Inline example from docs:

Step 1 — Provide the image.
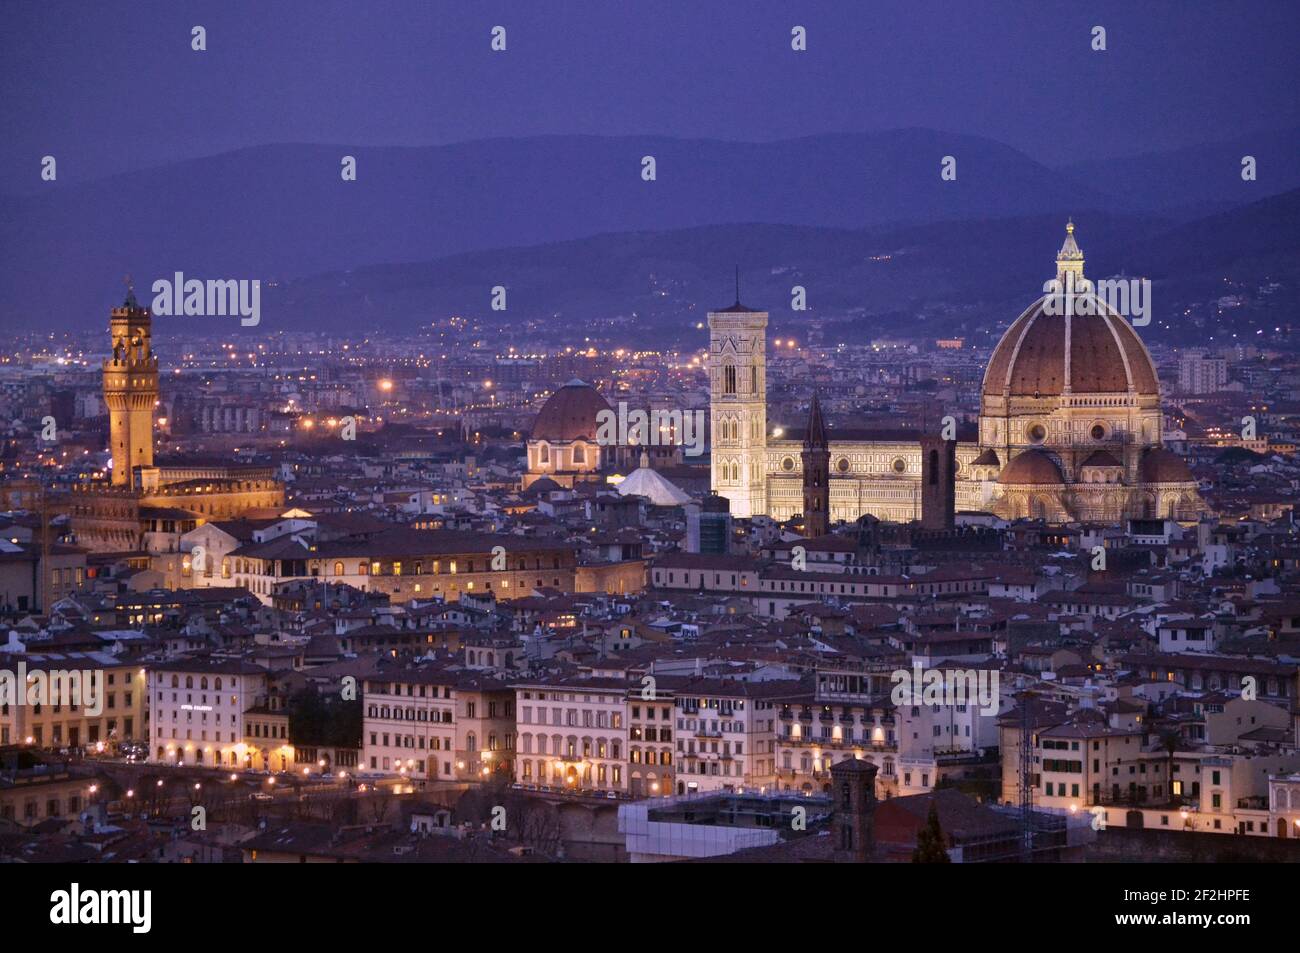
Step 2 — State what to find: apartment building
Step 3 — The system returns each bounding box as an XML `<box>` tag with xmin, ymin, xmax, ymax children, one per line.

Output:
<box><xmin>661</xmin><ymin>677</ymin><xmax>791</xmax><ymax>795</ymax></box>
<box><xmin>894</xmin><ymin>685</ymin><xmax>1006</xmax><ymax>796</ymax></box>
<box><xmin>1178</xmin><ymin>351</ymin><xmax>1228</xmax><ymax>395</ymax></box>
<box><xmin>513</xmin><ymin>677</ymin><xmax>630</xmax><ymax>794</ymax></box>
<box><xmin>361</xmin><ymin>664</ymin><xmax>515</xmax><ymax>783</ymax></box>
<box><xmin>243</xmin><ymin>698</ymin><xmax>292</xmax><ymax>773</ymax></box>
<box><xmin>1034</xmin><ymin>721</ymin><xmax>1146</xmax><ymax>810</ymax></box>
<box><xmin>628</xmin><ymin>687</ymin><xmax>675</xmax><ymax>798</ymax></box>
<box><xmin>773</xmin><ymin>690</ymin><xmax>899</xmax><ymax>795</ymax></box>
<box><xmin>1</xmin><ymin>653</ymin><xmax>146</xmax><ymax>751</ymax></box>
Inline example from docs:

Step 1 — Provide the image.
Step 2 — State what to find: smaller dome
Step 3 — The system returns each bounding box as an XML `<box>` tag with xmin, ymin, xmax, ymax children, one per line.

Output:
<box><xmin>998</xmin><ymin>450</ymin><xmax>1064</xmax><ymax>485</ymax></box>
<box><xmin>971</xmin><ymin>449</ymin><xmax>1001</xmax><ymax>467</ymax></box>
<box><xmin>617</xmin><ymin>467</ymin><xmax>692</xmax><ymax>507</ymax></box>
<box><xmin>1139</xmin><ymin>448</ymin><xmax>1194</xmax><ymax>484</ymax></box>
<box><xmin>1081</xmin><ymin>449</ymin><xmax>1123</xmax><ymax>469</ymax></box>
<box><xmin>522</xmin><ymin>476</ymin><xmax>563</xmax><ymax>497</ymax></box>
<box><xmin>530</xmin><ymin>380</ymin><xmax>611</xmax><ymax>442</ymax></box>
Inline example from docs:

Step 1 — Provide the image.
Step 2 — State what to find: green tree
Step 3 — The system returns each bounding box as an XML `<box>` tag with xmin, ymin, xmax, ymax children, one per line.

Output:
<box><xmin>912</xmin><ymin>801</ymin><xmax>952</xmax><ymax>863</ymax></box>
<box><xmin>287</xmin><ymin>687</ymin><xmax>362</xmax><ymax>748</ymax></box>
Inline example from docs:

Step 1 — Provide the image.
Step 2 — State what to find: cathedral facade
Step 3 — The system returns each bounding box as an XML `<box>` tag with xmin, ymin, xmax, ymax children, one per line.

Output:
<box><xmin>708</xmin><ymin>224</ymin><xmax>1203</xmax><ymax>525</ymax></box>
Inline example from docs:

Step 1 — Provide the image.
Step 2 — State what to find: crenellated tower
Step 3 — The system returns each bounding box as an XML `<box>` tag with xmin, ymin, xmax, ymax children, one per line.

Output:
<box><xmin>102</xmin><ymin>285</ymin><xmax>158</xmax><ymax>486</ymax></box>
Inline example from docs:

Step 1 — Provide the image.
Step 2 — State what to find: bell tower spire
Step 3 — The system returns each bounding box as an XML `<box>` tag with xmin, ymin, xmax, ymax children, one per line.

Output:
<box><xmin>801</xmin><ymin>393</ymin><xmax>830</xmax><ymax>537</ymax></box>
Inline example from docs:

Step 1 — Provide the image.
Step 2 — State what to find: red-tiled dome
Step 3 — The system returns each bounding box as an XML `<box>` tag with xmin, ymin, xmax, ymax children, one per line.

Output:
<box><xmin>1081</xmin><ymin>449</ymin><xmax>1123</xmax><ymax>468</ymax></box>
<box><xmin>530</xmin><ymin>380</ymin><xmax>611</xmax><ymax>442</ymax></box>
<box><xmin>998</xmin><ymin>450</ymin><xmax>1064</xmax><ymax>485</ymax></box>
<box><xmin>1139</xmin><ymin>447</ymin><xmax>1195</xmax><ymax>483</ymax></box>
<box><xmin>982</xmin><ymin>223</ymin><xmax>1160</xmax><ymax>400</ymax></box>
<box><xmin>982</xmin><ymin>304</ymin><xmax>1159</xmax><ymax>398</ymax></box>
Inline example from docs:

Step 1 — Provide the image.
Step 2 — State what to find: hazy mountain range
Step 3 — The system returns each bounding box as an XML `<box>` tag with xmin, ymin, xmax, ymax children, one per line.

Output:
<box><xmin>265</xmin><ymin>190</ymin><xmax>1300</xmax><ymax>347</ymax></box>
<box><xmin>1</xmin><ymin>127</ymin><xmax>1296</xmax><ymax>333</ymax></box>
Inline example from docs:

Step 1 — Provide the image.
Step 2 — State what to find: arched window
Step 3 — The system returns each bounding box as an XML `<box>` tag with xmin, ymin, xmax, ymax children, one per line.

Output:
<box><xmin>538</xmin><ymin>443</ymin><xmax>550</xmax><ymax>464</ymax></box>
<box><xmin>723</xmin><ymin>364</ymin><xmax>736</xmax><ymax>395</ymax></box>
<box><xmin>334</xmin><ymin>561</ymin><xmax>344</xmax><ymax>576</ymax></box>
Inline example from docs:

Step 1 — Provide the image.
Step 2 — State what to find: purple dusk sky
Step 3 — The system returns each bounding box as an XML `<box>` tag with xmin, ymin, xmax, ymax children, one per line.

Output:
<box><xmin>1</xmin><ymin>0</ymin><xmax>1297</xmax><ymax>187</ymax></box>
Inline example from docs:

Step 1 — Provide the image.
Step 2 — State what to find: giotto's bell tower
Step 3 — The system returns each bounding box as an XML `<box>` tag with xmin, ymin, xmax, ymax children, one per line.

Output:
<box><xmin>708</xmin><ymin>293</ymin><xmax>768</xmax><ymax>518</ymax></box>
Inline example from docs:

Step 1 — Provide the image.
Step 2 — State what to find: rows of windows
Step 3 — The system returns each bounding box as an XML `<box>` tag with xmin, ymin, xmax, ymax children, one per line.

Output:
<box><xmin>517</xmin><ymin>734</ymin><xmax>621</xmax><ymax>759</ymax></box>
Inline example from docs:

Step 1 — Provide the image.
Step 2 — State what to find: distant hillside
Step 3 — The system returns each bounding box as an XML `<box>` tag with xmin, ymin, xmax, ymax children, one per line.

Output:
<box><xmin>256</xmin><ymin>191</ymin><xmax>1299</xmax><ymax>345</ymax></box>
<box><xmin>1114</xmin><ymin>186</ymin><xmax>1300</xmax><ymax>283</ymax></box>
<box><xmin>0</xmin><ymin>130</ymin><xmax>1105</xmax><ymax>327</ymax></box>
<box><xmin>1062</xmin><ymin>126</ymin><xmax>1300</xmax><ymax>213</ymax></box>
<box><xmin>4</xmin><ymin>132</ymin><xmax>1295</xmax><ymax>338</ymax></box>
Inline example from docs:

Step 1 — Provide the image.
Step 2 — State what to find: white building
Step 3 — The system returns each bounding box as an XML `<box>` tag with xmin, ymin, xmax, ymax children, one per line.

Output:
<box><xmin>1178</xmin><ymin>351</ymin><xmax>1228</xmax><ymax>395</ymax></box>
<box><xmin>514</xmin><ymin>677</ymin><xmax>631</xmax><ymax>794</ymax></box>
<box><xmin>148</xmin><ymin>659</ymin><xmax>269</xmax><ymax>769</ymax></box>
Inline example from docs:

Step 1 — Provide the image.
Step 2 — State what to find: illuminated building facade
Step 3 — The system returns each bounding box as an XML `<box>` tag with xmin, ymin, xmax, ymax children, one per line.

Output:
<box><xmin>69</xmin><ymin>292</ymin><xmax>285</xmax><ymax>554</ymax></box>
<box><xmin>709</xmin><ymin>224</ymin><xmax>1203</xmax><ymax>525</ymax></box>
